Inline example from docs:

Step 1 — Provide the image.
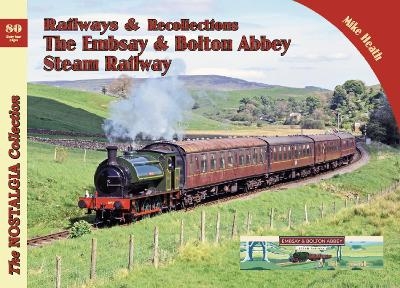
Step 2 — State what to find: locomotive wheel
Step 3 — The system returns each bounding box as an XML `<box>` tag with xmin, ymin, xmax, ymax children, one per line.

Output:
<box><xmin>124</xmin><ymin>213</ymin><xmax>135</xmax><ymax>224</ymax></box>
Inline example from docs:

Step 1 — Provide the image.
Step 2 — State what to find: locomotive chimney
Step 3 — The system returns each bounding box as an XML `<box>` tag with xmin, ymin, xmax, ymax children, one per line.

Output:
<box><xmin>106</xmin><ymin>146</ymin><xmax>118</xmax><ymax>166</ymax></box>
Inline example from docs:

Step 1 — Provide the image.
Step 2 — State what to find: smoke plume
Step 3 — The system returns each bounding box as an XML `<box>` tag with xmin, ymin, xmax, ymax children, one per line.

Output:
<box><xmin>103</xmin><ymin>76</ymin><xmax>194</xmax><ymax>142</ymax></box>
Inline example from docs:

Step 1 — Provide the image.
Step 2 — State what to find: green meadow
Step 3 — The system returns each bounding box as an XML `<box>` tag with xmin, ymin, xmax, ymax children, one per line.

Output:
<box><xmin>27</xmin><ymin>141</ymin><xmax>105</xmax><ymax>237</ymax></box>
<box><xmin>27</xmin><ymin>143</ymin><xmax>400</xmax><ymax>287</ymax></box>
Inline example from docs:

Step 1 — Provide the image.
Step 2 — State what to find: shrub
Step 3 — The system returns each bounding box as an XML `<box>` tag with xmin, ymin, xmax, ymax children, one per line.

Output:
<box><xmin>69</xmin><ymin>220</ymin><xmax>92</xmax><ymax>238</ymax></box>
<box><xmin>301</xmin><ymin>119</ymin><xmax>325</xmax><ymax>129</ymax></box>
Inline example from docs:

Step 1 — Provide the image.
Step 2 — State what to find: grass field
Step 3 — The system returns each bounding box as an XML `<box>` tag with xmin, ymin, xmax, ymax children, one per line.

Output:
<box><xmin>191</xmin><ymin>86</ymin><xmax>325</xmax><ymax>115</ymax></box>
<box><xmin>28</xmin><ymin>84</ymin><xmax>112</xmax><ymax>134</ymax></box>
<box><xmin>27</xmin><ymin>143</ymin><xmax>400</xmax><ymax>287</ymax></box>
<box><xmin>28</xmin><ymin>84</ymin><xmax>113</xmax><ymax>118</ymax></box>
<box><xmin>27</xmin><ymin>141</ymin><xmax>105</xmax><ymax>237</ymax></box>
<box><xmin>185</xmin><ymin>126</ymin><xmax>325</xmax><ymax>136</ymax></box>
<box><xmin>93</xmin><ymin>188</ymin><xmax>400</xmax><ymax>288</ymax></box>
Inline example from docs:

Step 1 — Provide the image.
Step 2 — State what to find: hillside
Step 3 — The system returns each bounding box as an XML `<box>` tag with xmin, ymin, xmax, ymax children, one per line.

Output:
<box><xmin>27</xmin><ymin>83</ymin><xmax>232</xmax><ymax>135</ymax></box>
<box><xmin>28</xmin><ymin>79</ymin><xmax>330</xmax><ymax>136</ymax></box>
<box><xmin>33</xmin><ymin>75</ymin><xmax>285</xmax><ymax>93</ymax></box>
<box><xmin>28</xmin><ymin>84</ymin><xmax>113</xmax><ymax>134</ymax></box>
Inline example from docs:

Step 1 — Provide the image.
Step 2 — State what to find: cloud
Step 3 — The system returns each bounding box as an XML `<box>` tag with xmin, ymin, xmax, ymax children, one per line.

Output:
<box><xmin>141</xmin><ymin>0</ymin><xmax>215</xmax><ymax>14</ymax></box>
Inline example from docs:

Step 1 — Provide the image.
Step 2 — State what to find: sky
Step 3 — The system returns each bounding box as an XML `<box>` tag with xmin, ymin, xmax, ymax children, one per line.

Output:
<box><xmin>28</xmin><ymin>0</ymin><xmax>379</xmax><ymax>89</ymax></box>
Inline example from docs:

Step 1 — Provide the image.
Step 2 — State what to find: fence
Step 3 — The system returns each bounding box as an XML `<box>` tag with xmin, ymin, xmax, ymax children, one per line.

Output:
<box><xmin>29</xmin><ymin>180</ymin><xmax>400</xmax><ymax>288</ymax></box>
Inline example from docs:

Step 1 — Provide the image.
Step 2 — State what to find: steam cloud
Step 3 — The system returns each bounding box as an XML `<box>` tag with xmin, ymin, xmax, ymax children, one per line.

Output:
<box><xmin>103</xmin><ymin>76</ymin><xmax>194</xmax><ymax>142</ymax></box>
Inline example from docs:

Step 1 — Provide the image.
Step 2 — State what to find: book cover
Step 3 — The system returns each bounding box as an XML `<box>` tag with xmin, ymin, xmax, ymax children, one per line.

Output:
<box><xmin>1</xmin><ymin>0</ymin><xmax>399</xmax><ymax>287</ymax></box>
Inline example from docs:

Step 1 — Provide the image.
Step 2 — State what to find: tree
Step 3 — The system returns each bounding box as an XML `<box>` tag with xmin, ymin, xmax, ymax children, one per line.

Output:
<box><xmin>329</xmin><ymin>80</ymin><xmax>380</xmax><ymax>130</ymax></box>
<box><xmin>342</xmin><ymin>80</ymin><xmax>366</xmax><ymax>96</ymax></box>
<box><xmin>287</xmin><ymin>96</ymin><xmax>303</xmax><ymax>113</ymax></box>
<box><xmin>366</xmin><ymin>96</ymin><xmax>400</xmax><ymax>145</ymax></box>
<box><xmin>305</xmin><ymin>95</ymin><xmax>321</xmax><ymax>115</ymax></box>
<box><xmin>107</xmin><ymin>74</ymin><xmax>133</xmax><ymax>98</ymax></box>
<box><xmin>330</xmin><ymin>85</ymin><xmax>347</xmax><ymax>109</ymax></box>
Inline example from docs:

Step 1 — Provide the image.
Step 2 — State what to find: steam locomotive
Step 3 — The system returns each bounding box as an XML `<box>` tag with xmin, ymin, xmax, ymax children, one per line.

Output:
<box><xmin>290</xmin><ymin>251</ymin><xmax>332</xmax><ymax>262</ymax></box>
<box><xmin>78</xmin><ymin>133</ymin><xmax>356</xmax><ymax>224</ymax></box>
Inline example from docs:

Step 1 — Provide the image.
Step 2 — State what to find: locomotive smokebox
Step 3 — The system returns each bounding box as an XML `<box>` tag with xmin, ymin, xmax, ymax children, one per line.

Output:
<box><xmin>106</xmin><ymin>146</ymin><xmax>118</xmax><ymax>166</ymax></box>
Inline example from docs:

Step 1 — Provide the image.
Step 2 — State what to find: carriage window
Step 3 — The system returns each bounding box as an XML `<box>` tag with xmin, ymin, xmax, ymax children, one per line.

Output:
<box><xmin>201</xmin><ymin>154</ymin><xmax>207</xmax><ymax>173</ymax></box>
<box><xmin>259</xmin><ymin>150</ymin><xmax>264</xmax><ymax>163</ymax></box>
<box><xmin>246</xmin><ymin>151</ymin><xmax>251</xmax><ymax>165</ymax></box>
<box><xmin>253</xmin><ymin>148</ymin><xmax>257</xmax><ymax>164</ymax></box>
<box><xmin>307</xmin><ymin>145</ymin><xmax>310</xmax><ymax>156</ymax></box>
<box><xmin>210</xmin><ymin>154</ymin><xmax>216</xmax><ymax>171</ymax></box>
<box><xmin>220</xmin><ymin>153</ymin><xmax>226</xmax><ymax>169</ymax></box>
<box><xmin>273</xmin><ymin>147</ymin><xmax>277</xmax><ymax>162</ymax></box>
<box><xmin>195</xmin><ymin>156</ymin><xmax>200</xmax><ymax>172</ymax></box>
<box><xmin>283</xmin><ymin>146</ymin><xmax>287</xmax><ymax>160</ymax></box>
<box><xmin>189</xmin><ymin>156</ymin><xmax>194</xmax><ymax>175</ymax></box>
<box><xmin>228</xmin><ymin>152</ymin><xmax>234</xmax><ymax>167</ymax></box>
<box><xmin>239</xmin><ymin>155</ymin><xmax>245</xmax><ymax>165</ymax></box>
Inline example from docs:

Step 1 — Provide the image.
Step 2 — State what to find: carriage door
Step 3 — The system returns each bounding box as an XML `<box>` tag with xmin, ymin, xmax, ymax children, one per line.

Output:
<box><xmin>290</xmin><ymin>145</ymin><xmax>295</xmax><ymax>166</ymax></box>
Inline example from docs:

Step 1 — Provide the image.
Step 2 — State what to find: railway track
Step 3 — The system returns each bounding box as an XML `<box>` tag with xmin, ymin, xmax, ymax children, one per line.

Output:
<box><xmin>28</xmin><ymin>144</ymin><xmax>366</xmax><ymax>247</ymax></box>
<box><xmin>27</xmin><ymin>230</ymin><xmax>70</xmax><ymax>247</ymax></box>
